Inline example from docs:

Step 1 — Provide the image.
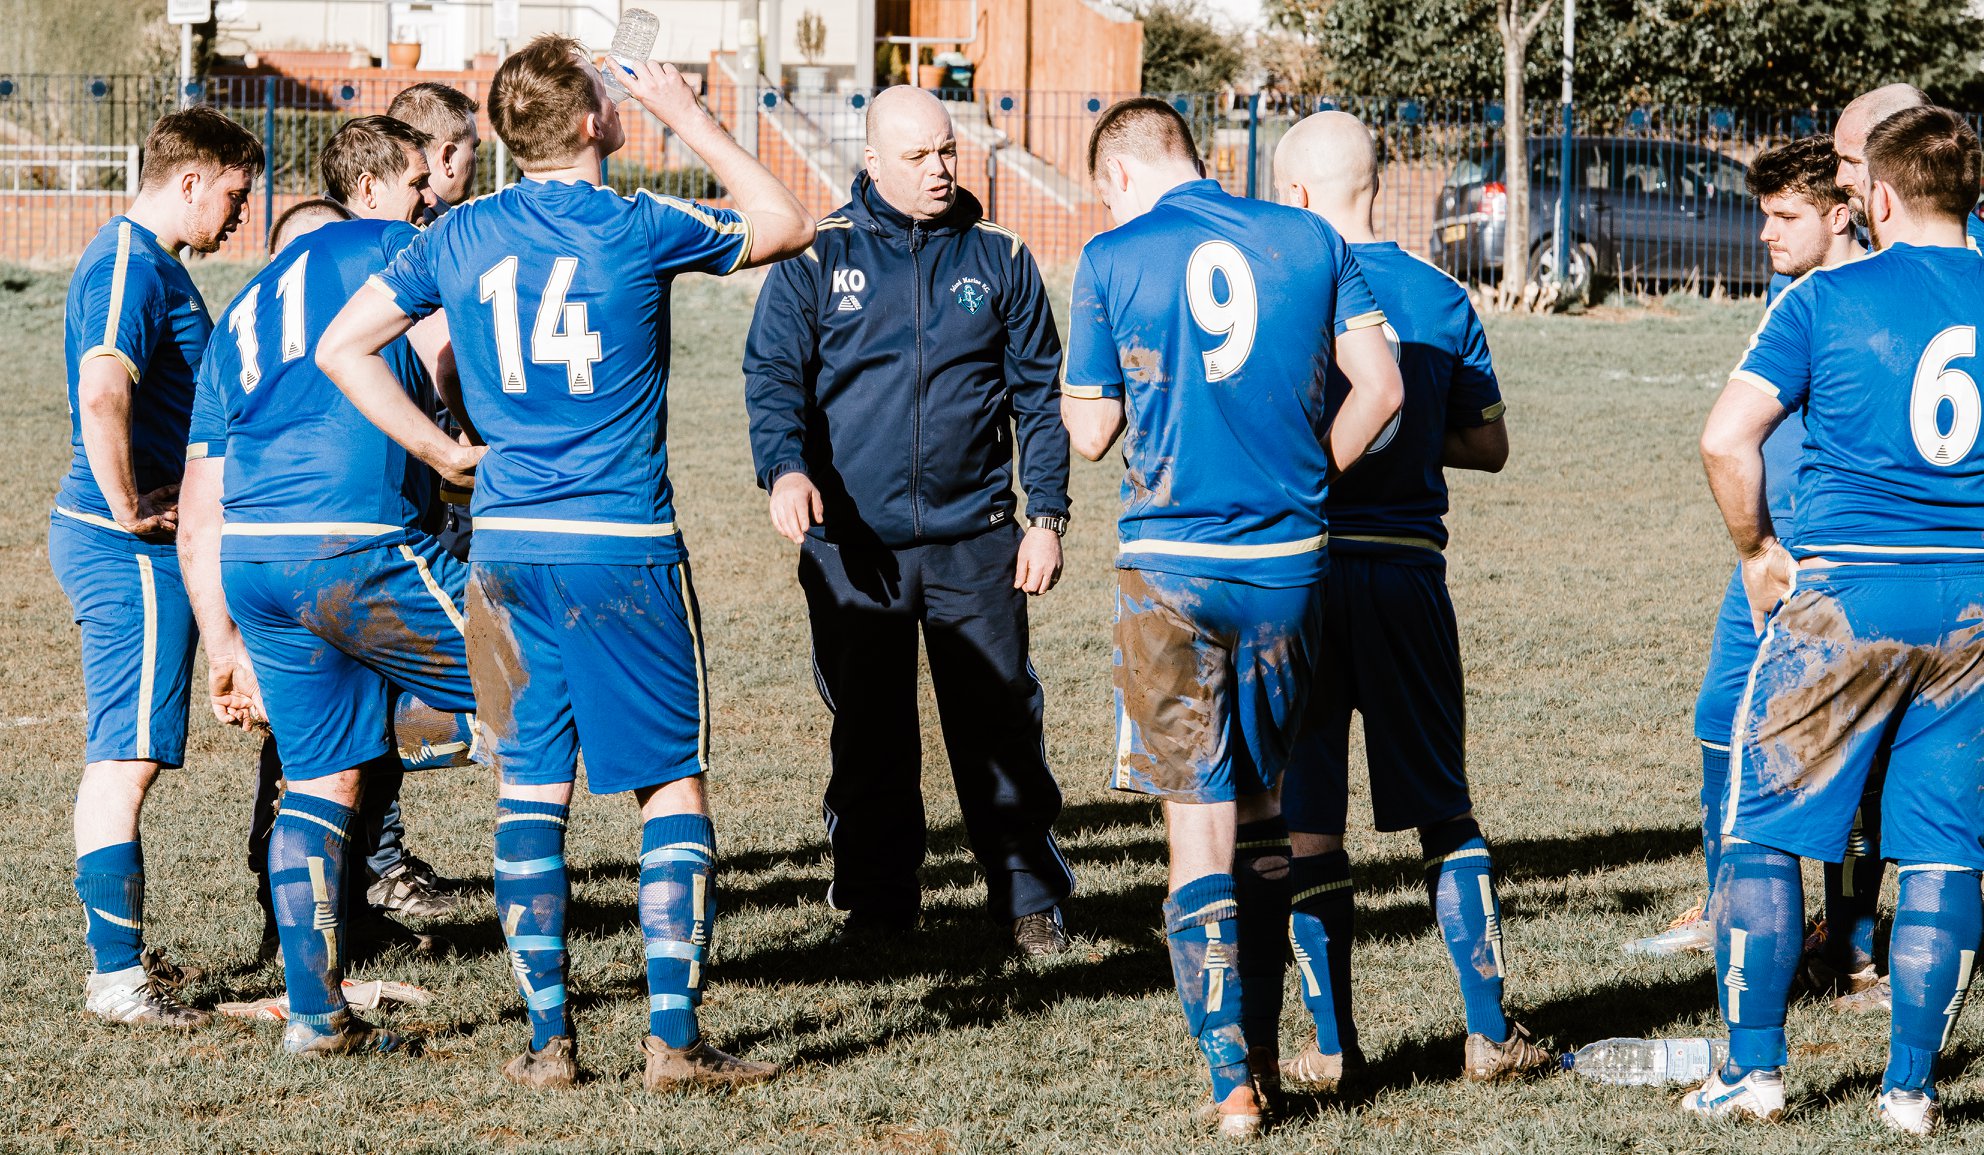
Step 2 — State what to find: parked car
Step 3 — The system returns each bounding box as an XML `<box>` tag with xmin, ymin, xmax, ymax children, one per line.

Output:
<box><xmin>1430</xmin><ymin>136</ymin><xmax>1771</xmax><ymax>296</ymax></box>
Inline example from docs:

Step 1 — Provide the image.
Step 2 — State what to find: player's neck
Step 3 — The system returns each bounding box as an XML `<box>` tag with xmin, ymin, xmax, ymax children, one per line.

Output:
<box><xmin>122</xmin><ymin>193</ymin><xmax>187</xmax><ymax>252</ymax></box>
<box><xmin>1325</xmin><ymin>200</ymin><xmax>1379</xmax><ymax>244</ymax></box>
<box><xmin>521</xmin><ymin>149</ymin><xmax>604</xmax><ymax>187</ymax></box>
<box><xmin>1874</xmin><ymin>210</ymin><xmax>1966</xmax><ymax>251</ymax></box>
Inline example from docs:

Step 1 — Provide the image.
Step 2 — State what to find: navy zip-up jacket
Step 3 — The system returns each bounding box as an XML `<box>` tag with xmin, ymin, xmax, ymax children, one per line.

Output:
<box><xmin>743</xmin><ymin>175</ymin><xmax>1070</xmax><ymax>548</ymax></box>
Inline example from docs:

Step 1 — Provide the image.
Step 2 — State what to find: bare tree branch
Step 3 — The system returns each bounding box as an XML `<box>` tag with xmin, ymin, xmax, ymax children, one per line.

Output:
<box><xmin>1522</xmin><ymin>0</ymin><xmax>1553</xmax><ymax>42</ymax></box>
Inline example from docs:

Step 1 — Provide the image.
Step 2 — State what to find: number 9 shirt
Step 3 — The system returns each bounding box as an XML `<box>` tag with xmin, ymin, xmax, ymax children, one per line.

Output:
<box><xmin>1060</xmin><ymin>178</ymin><xmax>1384</xmax><ymax>803</ymax></box>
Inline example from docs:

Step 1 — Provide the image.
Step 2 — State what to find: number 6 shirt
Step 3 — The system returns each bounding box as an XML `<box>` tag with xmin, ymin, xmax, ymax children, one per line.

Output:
<box><xmin>1061</xmin><ymin>178</ymin><xmax>1383</xmax><ymax>587</ymax></box>
<box><xmin>370</xmin><ymin>179</ymin><xmax>753</xmax><ymax>565</ymax></box>
<box><xmin>1731</xmin><ymin>242</ymin><xmax>1984</xmax><ymax>565</ymax></box>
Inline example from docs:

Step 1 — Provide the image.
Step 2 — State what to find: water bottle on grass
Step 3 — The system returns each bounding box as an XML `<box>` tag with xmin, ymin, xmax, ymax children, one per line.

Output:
<box><xmin>1561</xmin><ymin>1037</ymin><xmax>1729</xmax><ymax>1085</ymax></box>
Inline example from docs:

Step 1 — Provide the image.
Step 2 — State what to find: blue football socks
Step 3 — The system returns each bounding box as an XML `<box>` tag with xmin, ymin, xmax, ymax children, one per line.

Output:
<box><xmin>1232</xmin><ymin>818</ymin><xmax>1289</xmax><ymax>1059</ymax></box>
<box><xmin>1822</xmin><ymin>800</ymin><xmax>1885</xmax><ymax>974</ymax></box>
<box><xmin>1699</xmin><ymin>743</ymin><xmax>1729</xmax><ymax>904</ymax></box>
<box><xmin>269</xmin><ymin>792</ymin><xmax>356</xmax><ymax>1026</ymax></box>
<box><xmin>495</xmin><ymin>798</ymin><xmax>570</xmax><ymax>1049</ymax></box>
<box><xmin>1884</xmin><ymin>865</ymin><xmax>1983</xmax><ymax>1098</ymax></box>
<box><xmin>1423</xmin><ymin>817</ymin><xmax>1507</xmax><ymax>1043</ymax></box>
<box><xmin>1288</xmin><ymin>849</ymin><xmax>1355</xmax><ymax>1055</ymax></box>
<box><xmin>1713</xmin><ymin>840</ymin><xmax>1802</xmax><ymax>1077</ymax></box>
<box><xmin>639</xmin><ymin>813</ymin><xmax>716</xmax><ymax>1049</ymax></box>
<box><xmin>1164</xmin><ymin>873</ymin><xmax>1250</xmax><ymax>1104</ymax></box>
<box><xmin>75</xmin><ymin>840</ymin><xmax>144</xmax><ymax>976</ymax></box>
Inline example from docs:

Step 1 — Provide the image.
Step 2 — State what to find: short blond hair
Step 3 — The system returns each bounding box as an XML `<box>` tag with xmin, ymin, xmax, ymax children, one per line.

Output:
<box><xmin>489</xmin><ymin>34</ymin><xmax>602</xmax><ymax>168</ymax></box>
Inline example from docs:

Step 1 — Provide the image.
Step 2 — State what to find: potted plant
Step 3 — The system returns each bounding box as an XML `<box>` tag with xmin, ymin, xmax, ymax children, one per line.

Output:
<box><xmin>916</xmin><ymin>46</ymin><xmax>946</xmax><ymax>91</ymax></box>
<box><xmin>387</xmin><ymin>26</ymin><xmax>421</xmax><ymax>69</ymax></box>
<box><xmin>795</xmin><ymin>10</ymin><xmax>829</xmax><ymax>94</ymax></box>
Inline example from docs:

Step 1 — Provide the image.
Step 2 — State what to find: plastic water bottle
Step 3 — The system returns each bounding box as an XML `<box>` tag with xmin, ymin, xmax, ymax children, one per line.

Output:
<box><xmin>1560</xmin><ymin>1037</ymin><xmax>1729</xmax><ymax>1085</ymax></box>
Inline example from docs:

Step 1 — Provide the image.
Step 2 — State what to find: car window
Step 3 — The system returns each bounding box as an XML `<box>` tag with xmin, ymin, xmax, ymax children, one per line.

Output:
<box><xmin>1676</xmin><ymin>149</ymin><xmax>1749</xmax><ymax>200</ymax></box>
<box><xmin>1580</xmin><ymin>144</ymin><xmax>1613</xmax><ymax>191</ymax></box>
<box><xmin>1608</xmin><ymin>142</ymin><xmax>1674</xmax><ymax>197</ymax></box>
<box><xmin>1446</xmin><ymin>152</ymin><xmax>1494</xmax><ymax>189</ymax></box>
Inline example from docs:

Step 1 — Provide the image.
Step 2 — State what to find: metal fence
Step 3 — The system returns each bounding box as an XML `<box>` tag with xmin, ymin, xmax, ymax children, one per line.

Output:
<box><xmin>0</xmin><ymin>70</ymin><xmax>1847</xmax><ymax>294</ymax></box>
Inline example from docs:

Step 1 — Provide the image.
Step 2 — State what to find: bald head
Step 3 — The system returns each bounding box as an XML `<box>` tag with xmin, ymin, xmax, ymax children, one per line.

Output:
<box><xmin>864</xmin><ymin>85</ymin><xmax>958</xmax><ymax>220</ymax></box>
<box><xmin>1837</xmin><ymin>83</ymin><xmax>1930</xmax><ymax>221</ymax></box>
<box><xmin>1275</xmin><ymin>111</ymin><xmax>1378</xmax><ymax>236</ymax></box>
<box><xmin>268</xmin><ymin>196</ymin><xmax>352</xmax><ymax>255</ymax></box>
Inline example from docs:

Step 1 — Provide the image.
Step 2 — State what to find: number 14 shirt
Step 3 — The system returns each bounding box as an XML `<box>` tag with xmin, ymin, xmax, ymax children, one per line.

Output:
<box><xmin>371</xmin><ymin>178</ymin><xmax>753</xmax><ymax>565</ymax></box>
<box><xmin>1061</xmin><ymin>179</ymin><xmax>1384</xmax><ymax>588</ymax></box>
<box><xmin>1732</xmin><ymin>242</ymin><xmax>1984</xmax><ymax>564</ymax></box>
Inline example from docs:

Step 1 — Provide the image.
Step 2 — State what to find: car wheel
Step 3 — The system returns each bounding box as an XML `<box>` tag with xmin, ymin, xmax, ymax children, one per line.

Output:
<box><xmin>1531</xmin><ymin>236</ymin><xmax>1595</xmax><ymax>305</ymax></box>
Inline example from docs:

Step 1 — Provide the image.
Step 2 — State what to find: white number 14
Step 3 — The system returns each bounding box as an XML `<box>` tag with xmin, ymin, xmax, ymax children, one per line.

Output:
<box><xmin>478</xmin><ymin>256</ymin><xmax>603</xmax><ymax>395</ymax></box>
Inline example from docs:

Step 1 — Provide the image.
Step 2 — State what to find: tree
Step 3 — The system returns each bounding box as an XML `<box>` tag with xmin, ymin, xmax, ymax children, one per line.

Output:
<box><xmin>1266</xmin><ymin>0</ymin><xmax>1984</xmax><ymax>112</ymax></box>
<box><xmin>1136</xmin><ymin>0</ymin><xmax>1247</xmax><ymax>94</ymax></box>
<box><xmin>1495</xmin><ymin>0</ymin><xmax>1552</xmax><ymax>308</ymax></box>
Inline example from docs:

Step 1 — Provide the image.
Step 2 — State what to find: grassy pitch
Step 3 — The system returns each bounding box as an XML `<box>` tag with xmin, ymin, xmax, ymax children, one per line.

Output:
<box><xmin>0</xmin><ymin>262</ymin><xmax>1973</xmax><ymax>1152</ymax></box>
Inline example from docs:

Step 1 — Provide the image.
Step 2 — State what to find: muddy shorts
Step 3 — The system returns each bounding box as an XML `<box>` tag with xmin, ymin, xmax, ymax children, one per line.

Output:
<box><xmin>49</xmin><ymin>512</ymin><xmax>197</xmax><ymax>767</ymax></box>
<box><xmin>224</xmin><ymin>536</ymin><xmax>473</xmax><ymax>780</ymax></box>
<box><xmin>466</xmin><ymin>559</ymin><xmax>708</xmax><ymax>795</ymax></box>
<box><xmin>1725</xmin><ymin>561</ymin><xmax>1984</xmax><ymax>869</ymax></box>
<box><xmin>1110</xmin><ymin>566</ymin><xmax>1324</xmax><ymax>804</ymax></box>
<box><xmin>1282</xmin><ymin>547</ymin><xmax>1468</xmax><ymax>834</ymax></box>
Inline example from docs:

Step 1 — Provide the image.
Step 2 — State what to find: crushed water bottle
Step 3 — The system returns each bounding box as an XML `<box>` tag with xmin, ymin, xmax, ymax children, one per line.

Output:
<box><xmin>1560</xmin><ymin>1037</ymin><xmax>1729</xmax><ymax>1086</ymax></box>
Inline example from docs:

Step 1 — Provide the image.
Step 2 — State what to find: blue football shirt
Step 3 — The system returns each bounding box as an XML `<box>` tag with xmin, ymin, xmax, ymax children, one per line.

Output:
<box><xmin>1321</xmin><ymin>242</ymin><xmax>1502</xmax><ymax>555</ymax></box>
<box><xmin>1734</xmin><ymin>242</ymin><xmax>1984</xmax><ymax>562</ymax></box>
<box><xmin>371</xmin><ymin>179</ymin><xmax>752</xmax><ymax>564</ymax></box>
<box><xmin>57</xmin><ymin>216</ymin><xmax>212</xmax><ymax>528</ymax></box>
<box><xmin>1756</xmin><ymin>272</ymin><xmax>1807</xmax><ymax>530</ymax></box>
<box><xmin>1062</xmin><ymin>180</ymin><xmax>1384</xmax><ymax>587</ymax></box>
<box><xmin>189</xmin><ymin>218</ymin><xmax>431</xmax><ymax>561</ymax></box>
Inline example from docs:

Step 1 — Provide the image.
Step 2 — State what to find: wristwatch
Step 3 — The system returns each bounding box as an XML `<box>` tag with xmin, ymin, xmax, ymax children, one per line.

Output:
<box><xmin>1028</xmin><ymin>515</ymin><xmax>1069</xmax><ymax>536</ymax></box>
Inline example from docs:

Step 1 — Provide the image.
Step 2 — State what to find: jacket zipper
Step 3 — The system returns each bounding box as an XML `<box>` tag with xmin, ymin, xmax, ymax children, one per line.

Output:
<box><xmin>909</xmin><ymin>221</ymin><xmax>925</xmax><ymax>540</ymax></box>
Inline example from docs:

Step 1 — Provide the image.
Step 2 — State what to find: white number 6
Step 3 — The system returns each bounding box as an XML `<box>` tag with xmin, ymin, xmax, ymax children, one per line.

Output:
<box><xmin>1186</xmin><ymin>241</ymin><xmax>1257</xmax><ymax>382</ymax></box>
<box><xmin>1910</xmin><ymin>325</ymin><xmax>1980</xmax><ymax>466</ymax></box>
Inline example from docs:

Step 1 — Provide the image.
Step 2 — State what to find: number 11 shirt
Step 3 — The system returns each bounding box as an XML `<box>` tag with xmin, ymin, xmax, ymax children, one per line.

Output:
<box><xmin>371</xmin><ymin>178</ymin><xmax>752</xmax><ymax>565</ymax></box>
<box><xmin>1061</xmin><ymin>179</ymin><xmax>1384</xmax><ymax>587</ymax></box>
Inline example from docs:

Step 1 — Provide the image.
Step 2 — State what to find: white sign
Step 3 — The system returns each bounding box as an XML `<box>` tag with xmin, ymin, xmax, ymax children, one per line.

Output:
<box><xmin>493</xmin><ymin>0</ymin><xmax>520</xmax><ymax>40</ymax></box>
<box><xmin>167</xmin><ymin>0</ymin><xmax>212</xmax><ymax>23</ymax></box>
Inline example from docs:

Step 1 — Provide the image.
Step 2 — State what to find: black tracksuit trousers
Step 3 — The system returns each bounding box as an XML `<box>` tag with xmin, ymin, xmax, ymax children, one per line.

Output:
<box><xmin>798</xmin><ymin>521</ymin><xmax>1073</xmax><ymax>923</ymax></box>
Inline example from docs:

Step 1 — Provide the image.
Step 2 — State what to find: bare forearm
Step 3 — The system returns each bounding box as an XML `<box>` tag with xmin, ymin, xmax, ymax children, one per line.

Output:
<box><xmin>1061</xmin><ymin>396</ymin><xmax>1125</xmax><ymax>461</ymax></box>
<box><xmin>77</xmin><ymin>381</ymin><xmax>140</xmax><ymax>522</ymax></box>
<box><xmin>1441</xmin><ymin>419</ymin><xmax>1509</xmax><ymax>472</ymax></box>
<box><xmin>672</xmin><ymin>116</ymin><xmax>812</xmax><ymax>262</ymax></box>
<box><xmin>330</xmin><ymin>351</ymin><xmax>464</xmax><ymax>474</ymax></box>
<box><xmin>176</xmin><ymin>463</ymin><xmax>241</xmax><ymax>656</ymax></box>
<box><xmin>1703</xmin><ymin>446</ymin><xmax>1776</xmax><ymax>558</ymax></box>
<box><xmin>1328</xmin><ymin>390</ymin><xmax>1398</xmax><ymax>477</ymax></box>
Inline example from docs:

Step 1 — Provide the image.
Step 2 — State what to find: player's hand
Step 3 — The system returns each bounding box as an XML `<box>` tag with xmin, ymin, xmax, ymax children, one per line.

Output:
<box><xmin>623</xmin><ymin>60</ymin><xmax>711</xmax><ymax>133</ymax></box>
<box><xmin>121</xmin><ymin>483</ymin><xmax>180</xmax><ymax>540</ymax></box>
<box><xmin>768</xmin><ymin>471</ymin><xmax>823</xmax><ymax>544</ymax></box>
<box><xmin>1014</xmin><ymin>527</ymin><xmax>1063</xmax><ymax>595</ymax></box>
<box><xmin>208</xmin><ymin>654</ymin><xmax>266</xmax><ymax>730</ymax></box>
<box><xmin>438</xmin><ymin>442</ymin><xmax>487</xmax><ymax>490</ymax></box>
<box><xmin>1739</xmin><ymin>538</ymin><xmax>1796</xmax><ymax>633</ymax></box>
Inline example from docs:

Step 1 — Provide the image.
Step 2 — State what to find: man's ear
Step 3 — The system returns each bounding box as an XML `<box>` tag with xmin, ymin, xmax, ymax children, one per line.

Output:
<box><xmin>1103</xmin><ymin>155</ymin><xmax>1129</xmax><ymax>194</ymax></box>
<box><xmin>1281</xmin><ymin>179</ymin><xmax>1310</xmax><ymax>209</ymax></box>
<box><xmin>354</xmin><ymin>170</ymin><xmax>377</xmax><ymax>210</ymax></box>
<box><xmin>1828</xmin><ymin>202</ymin><xmax>1853</xmax><ymax>237</ymax></box>
<box><xmin>178</xmin><ymin>167</ymin><xmax>202</xmax><ymax>203</ymax></box>
<box><xmin>437</xmin><ymin>140</ymin><xmax>459</xmax><ymax>176</ymax></box>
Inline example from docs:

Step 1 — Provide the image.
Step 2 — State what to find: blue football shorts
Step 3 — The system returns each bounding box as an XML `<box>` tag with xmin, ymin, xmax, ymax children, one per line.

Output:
<box><xmin>48</xmin><ymin>512</ymin><xmax>196</xmax><ymax>767</ymax></box>
<box><xmin>1693</xmin><ymin>565</ymin><xmax>1757</xmax><ymax>748</ymax></box>
<box><xmin>465</xmin><ymin>559</ymin><xmax>709</xmax><ymax>795</ymax></box>
<box><xmin>1283</xmin><ymin>547</ymin><xmax>1470</xmax><ymax>835</ymax></box>
<box><xmin>1110</xmin><ymin>566</ymin><xmax>1324</xmax><ymax>805</ymax></box>
<box><xmin>1726</xmin><ymin>560</ymin><xmax>1984</xmax><ymax>869</ymax></box>
<box><xmin>223</xmin><ymin>535</ymin><xmax>474</xmax><ymax>780</ymax></box>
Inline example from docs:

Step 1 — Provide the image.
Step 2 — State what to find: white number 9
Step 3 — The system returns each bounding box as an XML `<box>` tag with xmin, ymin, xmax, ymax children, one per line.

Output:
<box><xmin>1910</xmin><ymin>325</ymin><xmax>1980</xmax><ymax>466</ymax></box>
<box><xmin>1186</xmin><ymin>241</ymin><xmax>1258</xmax><ymax>382</ymax></box>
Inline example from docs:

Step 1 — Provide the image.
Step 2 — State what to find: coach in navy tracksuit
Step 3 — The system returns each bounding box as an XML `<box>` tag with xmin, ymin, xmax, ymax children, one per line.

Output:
<box><xmin>743</xmin><ymin>86</ymin><xmax>1074</xmax><ymax>955</ymax></box>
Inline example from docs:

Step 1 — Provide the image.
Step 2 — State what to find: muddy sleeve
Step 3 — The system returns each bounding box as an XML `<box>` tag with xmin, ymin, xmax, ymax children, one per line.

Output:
<box><xmin>1060</xmin><ymin>250</ymin><xmax>1122</xmax><ymax>400</ymax></box>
